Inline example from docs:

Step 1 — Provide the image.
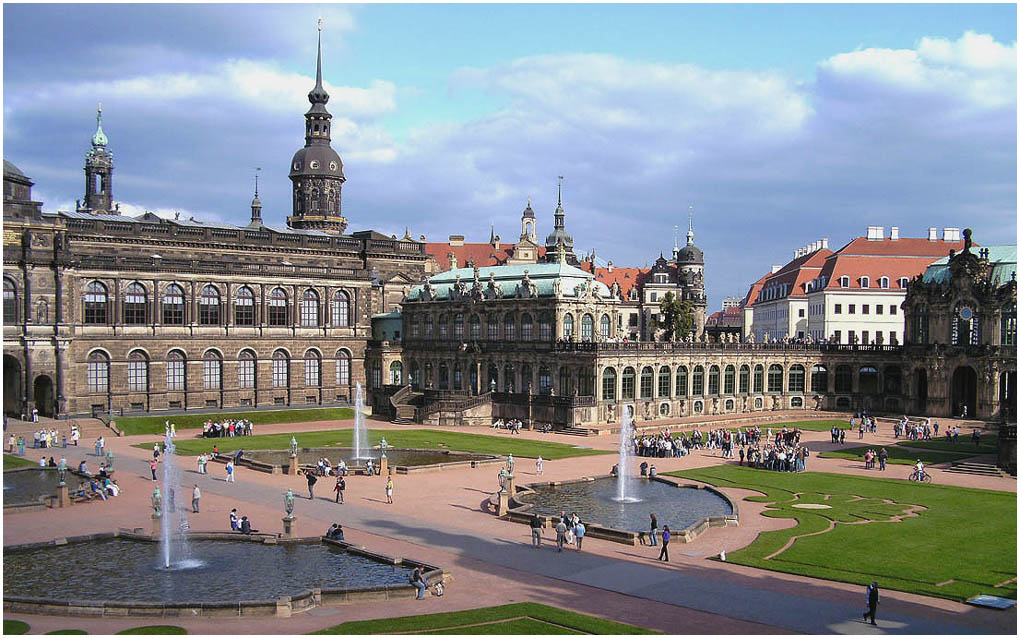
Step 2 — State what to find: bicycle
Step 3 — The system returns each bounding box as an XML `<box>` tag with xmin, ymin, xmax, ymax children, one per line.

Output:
<box><xmin>908</xmin><ymin>470</ymin><xmax>933</xmax><ymax>483</ymax></box>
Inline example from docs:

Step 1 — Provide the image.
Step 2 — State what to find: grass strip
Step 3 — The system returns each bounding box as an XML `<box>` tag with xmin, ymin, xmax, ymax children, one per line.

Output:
<box><xmin>311</xmin><ymin>602</ymin><xmax>658</xmax><ymax>634</ymax></box>
<box><xmin>4</xmin><ymin>620</ymin><xmax>30</xmax><ymax>635</ymax></box>
<box><xmin>45</xmin><ymin>631</ymin><xmax>89</xmax><ymax>634</ymax></box>
<box><xmin>4</xmin><ymin>454</ymin><xmax>39</xmax><ymax>469</ymax></box>
<box><xmin>114</xmin><ymin>626</ymin><xmax>187</xmax><ymax>635</ymax></box>
<box><xmin>898</xmin><ymin>434</ymin><xmax>997</xmax><ymax>454</ymax></box>
<box><xmin>114</xmin><ymin>408</ymin><xmax>355</xmax><ymax>435</ymax></box>
<box><xmin>140</xmin><ymin>429</ymin><xmax>611</xmax><ymax>460</ymax></box>
<box><xmin>671</xmin><ymin>465</ymin><xmax>1016</xmax><ymax>602</ymax></box>
<box><xmin>819</xmin><ymin>444</ymin><xmax>974</xmax><ymax>465</ymax></box>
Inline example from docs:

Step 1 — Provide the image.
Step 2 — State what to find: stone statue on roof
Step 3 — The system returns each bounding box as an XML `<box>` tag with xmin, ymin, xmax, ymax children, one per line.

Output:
<box><xmin>553</xmin><ymin>277</ymin><xmax>562</xmax><ymax>297</ymax></box>
<box><xmin>421</xmin><ymin>280</ymin><xmax>436</xmax><ymax>302</ymax></box>
<box><xmin>454</xmin><ymin>274</ymin><xmax>467</xmax><ymax>298</ymax></box>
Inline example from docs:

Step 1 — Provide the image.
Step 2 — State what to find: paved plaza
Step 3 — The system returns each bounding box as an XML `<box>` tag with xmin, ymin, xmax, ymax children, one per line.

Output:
<box><xmin>3</xmin><ymin>413</ymin><xmax>1016</xmax><ymax>635</ymax></box>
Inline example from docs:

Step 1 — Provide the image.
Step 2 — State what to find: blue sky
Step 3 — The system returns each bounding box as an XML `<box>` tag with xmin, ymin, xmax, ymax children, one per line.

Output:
<box><xmin>3</xmin><ymin>3</ymin><xmax>1016</xmax><ymax>304</ymax></box>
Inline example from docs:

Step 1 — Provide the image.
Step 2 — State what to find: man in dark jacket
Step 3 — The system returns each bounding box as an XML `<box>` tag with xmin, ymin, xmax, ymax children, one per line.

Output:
<box><xmin>306</xmin><ymin>472</ymin><xmax>317</xmax><ymax>500</ymax></box>
<box><xmin>863</xmin><ymin>581</ymin><xmax>879</xmax><ymax>625</ymax></box>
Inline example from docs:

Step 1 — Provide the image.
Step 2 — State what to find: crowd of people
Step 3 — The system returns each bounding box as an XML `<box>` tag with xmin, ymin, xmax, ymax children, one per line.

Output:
<box><xmin>201</xmin><ymin>418</ymin><xmax>255</xmax><ymax>438</ymax></box>
<box><xmin>491</xmin><ymin>418</ymin><xmax>525</xmax><ymax>434</ymax></box>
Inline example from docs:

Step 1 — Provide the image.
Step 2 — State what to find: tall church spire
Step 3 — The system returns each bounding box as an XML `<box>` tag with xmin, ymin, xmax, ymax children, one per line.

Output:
<box><xmin>249</xmin><ymin>167</ymin><xmax>263</xmax><ymax>226</ymax></box>
<box><xmin>79</xmin><ymin>102</ymin><xmax>115</xmax><ymax>214</ymax></box>
<box><xmin>544</xmin><ymin>176</ymin><xmax>577</xmax><ymax>265</ymax></box>
<box><xmin>308</xmin><ymin>18</ymin><xmax>330</xmax><ymax>107</ymax></box>
<box><xmin>687</xmin><ymin>205</ymin><xmax>695</xmax><ymax>245</ymax></box>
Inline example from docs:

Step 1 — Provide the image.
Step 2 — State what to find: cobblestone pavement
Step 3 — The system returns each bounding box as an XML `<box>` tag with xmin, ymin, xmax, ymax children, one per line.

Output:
<box><xmin>4</xmin><ymin>414</ymin><xmax>1015</xmax><ymax>634</ymax></box>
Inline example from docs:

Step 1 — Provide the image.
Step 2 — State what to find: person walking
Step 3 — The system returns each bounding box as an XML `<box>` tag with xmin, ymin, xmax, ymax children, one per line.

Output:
<box><xmin>657</xmin><ymin>525</ymin><xmax>671</xmax><ymax>562</ymax></box>
<box><xmin>334</xmin><ymin>476</ymin><xmax>346</xmax><ymax>503</ymax></box>
<box><xmin>225</xmin><ymin>460</ymin><xmax>235</xmax><ymax>482</ymax></box>
<box><xmin>150</xmin><ymin>459</ymin><xmax>158</xmax><ymax>481</ymax></box>
<box><xmin>529</xmin><ymin>515</ymin><xmax>543</xmax><ymax>548</ymax></box>
<box><xmin>574</xmin><ymin>520</ymin><xmax>586</xmax><ymax>551</ymax></box>
<box><xmin>192</xmin><ymin>484</ymin><xmax>201</xmax><ymax>513</ymax></box>
<box><xmin>555</xmin><ymin>518</ymin><xmax>567</xmax><ymax>552</ymax></box>
<box><xmin>878</xmin><ymin>448</ymin><xmax>888</xmax><ymax>471</ymax></box>
<box><xmin>306</xmin><ymin>471</ymin><xmax>317</xmax><ymax>499</ymax></box>
<box><xmin>536</xmin><ymin>456</ymin><xmax>544</xmax><ymax>475</ymax></box>
<box><xmin>648</xmin><ymin>513</ymin><xmax>658</xmax><ymax>546</ymax></box>
<box><xmin>385</xmin><ymin>476</ymin><xmax>394</xmax><ymax>504</ymax></box>
<box><xmin>863</xmin><ymin>581</ymin><xmax>880</xmax><ymax>625</ymax></box>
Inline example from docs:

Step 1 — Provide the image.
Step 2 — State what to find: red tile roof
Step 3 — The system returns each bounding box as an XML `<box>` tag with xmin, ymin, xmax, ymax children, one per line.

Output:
<box><xmin>425</xmin><ymin>242</ymin><xmax>548</xmax><ymax>271</ymax></box>
<box><xmin>588</xmin><ymin>266</ymin><xmax>650</xmax><ymax>300</ymax></box>
<box><xmin>819</xmin><ymin>237</ymin><xmax>967</xmax><ymax>291</ymax></box>
<box><xmin>740</xmin><ymin>271</ymin><xmax>772</xmax><ymax>308</ymax></box>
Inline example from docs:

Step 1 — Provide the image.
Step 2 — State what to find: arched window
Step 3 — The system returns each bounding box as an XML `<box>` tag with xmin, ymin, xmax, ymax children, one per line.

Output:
<box><xmin>739</xmin><ymin>365</ymin><xmax>750</xmax><ymax>394</ymax></box>
<box><xmin>167</xmin><ymin>350</ymin><xmax>186</xmax><ymax>391</ymax></box>
<box><xmin>454</xmin><ymin>313</ymin><xmax>465</xmax><ymax>339</ymax></box>
<box><xmin>952</xmin><ymin>303</ymin><xmax>980</xmax><ymax>345</ymax></box>
<box><xmin>521</xmin><ymin>364</ymin><xmax>533</xmax><ymax>393</ymax></box>
<box><xmin>440</xmin><ymin>362</ymin><xmax>451</xmax><ymax>390</ymax></box>
<box><xmin>724</xmin><ymin>365</ymin><xmax>735</xmax><ymax>395</ymax></box>
<box><xmin>658</xmin><ymin>366</ymin><xmax>671</xmax><ymax>397</ymax></box>
<box><xmin>469</xmin><ymin>314</ymin><xmax>481</xmax><ymax>340</ymax></box>
<box><xmin>127</xmin><ymin>350</ymin><xmax>148</xmax><ymax>392</ymax></box>
<box><xmin>835</xmin><ymin>365</ymin><xmax>853</xmax><ymax>393</ymax></box>
<box><xmin>335</xmin><ymin>350</ymin><xmax>351</xmax><ymax>388</ymax></box>
<box><xmin>602</xmin><ymin>367</ymin><xmax>617</xmax><ymax>401</ymax></box>
<box><xmin>640</xmin><ymin>366</ymin><xmax>654</xmax><ymax>399</ymax></box>
<box><xmin>859</xmin><ymin>366</ymin><xmax>879</xmax><ymax>394</ymax></box>
<box><xmin>439</xmin><ymin>314</ymin><xmax>450</xmax><ymax>339</ymax></box>
<box><xmin>199</xmin><ymin>285</ymin><xmax>221</xmax><ymax>325</ymax></box>
<box><xmin>409</xmin><ymin>316</ymin><xmax>421</xmax><ymax>339</ymax></box>
<box><xmin>425</xmin><ymin>314</ymin><xmax>435</xmax><ymax>339</ymax></box>
<box><xmin>538</xmin><ymin>313</ymin><xmax>553</xmax><ymax>341</ymax></box>
<box><xmin>304</xmin><ymin>350</ymin><xmax>321</xmax><ymax>387</ymax></box>
<box><xmin>3</xmin><ymin>278</ymin><xmax>16</xmax><ymax>323</ymax></box>
<box><xmin>425</xmin><ymin>362</ymin><xmax>434</xmax><ymax>388</ymax></box>
<box><xmin>486</xmin><ymin>314</ymin><xmax>498</xmax><ymax>340</ymax></box>
<box><xmin>767</xmin><ymin>364</ymin><xmax>783</xmax><ymax>393</ymax></box>
<box><xmin>86</xmin><ymin>351</ymin><xmax>109</xmax><ymax>393</ymax></box>
<box><xmin>581</xmin><ymin>314</ymin><xmax>594</xmax><ymax>341</ymax></box>
<box><xmin>272</xmin><ymin>350</ymin><xmax>290</xmax><ymax>388</ymax></box>
<box><xmin>332</xmin><ymin>290</ymin><xmax>351</xmax><ymax>327</ymax></box>
<box><xmin>600</xmin><ymin>314</ymin><xmax>611</xmax><ymax>340</ymax></box>
<box><xmin>234</xmin><ymin>286</ymin><xmax>255</xmax><ymax>326</ymax></box>
<box><xmin>811</xmin><ymin>365</ymin><xmax>828</xmax><ymax>393</ymax></box>
<box><xmin>675</xmin><ymin>366</ymin><xmax>688</xmax><ymax>397</ymax></box>
<box><xmin>898</xmin><ymin>277</ymin><xmax>909</xmax><ymax>289</ymax></box>
<box><xmin>539</xmin><ymin>366</ymin><xmax>552</xmax><ymax>393</ymax></box>
<box><xmin>860</xmin><ymin>276</ymin><xmax>870</xmax><ymax>289</ymax></box>
<box><xmin>504</xmin><ymin>363</ymin><xmax>515</xmax><ymax>392</ymax></box>
<box><xmin>578</xmin><ymin>369</ymin><xmax>594</xmax><ymax>397</ymax></box>
<box><xmin>1003</xmin><ymin>304</ymin><xmax>1017</xmax><ymax>346</ymax></box>
<box><xmin>162</xmin><ymin>284</ymin><xmax>185</xmax><ymax>325</ymax></box>
<box><xmin>563</xmin><ymin>313</ymin><xmax>574</xmax><ymax>339</ymax></box>
<box><xmin>503</xmin><ymin>313</ymin><xmax>515</xmax><ymax>341</ymax></box>
<box><xmin>84</xmin><ymin>281</ymin><xmax>108</xmax><ymax>324</ymax></box>
<box><xmin>300</xmin><ymin>290</ymin><xmax>319</xmax><ymax>327</ymax></box>
<box><xmin>238</xmin><ymin>350</ymin><xmax>256</xmax><ymax>389</ymax></box>
<box><xmin>692</xmin><ymin>365</ymin><xmax>704</xmax><ymax>395</ymax></box>
<box><xmin>488</xmin><ymin>363</ymin><xmax>499</xmax><ymax>392</ymax></box>
<box><xmin>124</xmin><ymin>283</ymin><xmax>148</xmax><ymax>325</ymax></box>
<box><xmin>204</xmin><ymin>350</ymin><xmax>223</xmax><ymax>390</ymax></box>
<box><xmin>839</xmin><ymin>276</ymin><xmax>850</xmax><ymax>288</ymax></box>
<box><xmin>559</xmin><ymin>366</ymin><xmax>573</xmax><ymax>395</ymax></box>
<box><xmin>408</xmin><ymin>360</ymin><xmax>420</xmax><ymax>387</ymax></box>
<box><xmin>521</xmin><ymin>314</ymin><xmax>534</xmax><ymax>340</ymax></box>
<box><xmin>753</xmin><ymin>365</ymin><xmax>764</xmax><ymax>393</ymax></box>
<box><xmin>708</xmin><ymin>365</ymin><xmax>720</xmax><ymax>395</ymax></box>
<box><xmin>788</xmin><ymin>364</ymin><xmax>805</xmax><ymax>393</ymax></box>
<box><xmin>879</xmin><ymin>276</ymin><xmax>890</xmax><ymax>289</ymax></box>
<box><xmin>621</xmin><ymin>366</ymin><xmax>636</xmax><ymax>400</ymax></box>
<box><xmin>268</xmin><ymin>288</ymin><xmax>289</xmax><ymax>326</ymax></box>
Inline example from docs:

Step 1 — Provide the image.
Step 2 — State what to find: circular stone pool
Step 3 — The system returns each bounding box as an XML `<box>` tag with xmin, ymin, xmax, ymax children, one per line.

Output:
<box><xmin>515</xmin><ymin>477</ymin><xmax>733</xmax><ymax>532</ymax></box>
<box><xmin>245</xmin><ymin>447</ymin><xmax>493</xmax><ymax>468</ymax></box>
<box><xmin>3</xmin><ymin>537</ymin><xmax>414</xmax><ymax>604</ymax></box>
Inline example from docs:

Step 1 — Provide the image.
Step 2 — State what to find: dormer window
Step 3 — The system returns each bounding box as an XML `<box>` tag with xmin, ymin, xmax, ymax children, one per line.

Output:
<box><xmin>898</xmin><ymin>277</ymin><xmax>909</xmax><ymax>289</ymax></box>
<box><xmin>879</xmin><ymin>276</ymin><xmax>889</xmax><ymax>289</ymax></box>
<box><xmin>839</xmin><ymin>276</ymin><xmax>850</xmax><ymax>288</ymax></box>
<box><xmin>860</xmin><ymin>276</ymin><xmax>870</xmax><ymax>289</ymax></box>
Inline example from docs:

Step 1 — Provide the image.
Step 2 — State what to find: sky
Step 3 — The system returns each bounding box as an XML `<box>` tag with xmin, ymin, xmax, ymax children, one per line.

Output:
<box><xmin>3</xmin><ymin>2</ymin><xmax>1017</xmax><ymax>305</ymax></box>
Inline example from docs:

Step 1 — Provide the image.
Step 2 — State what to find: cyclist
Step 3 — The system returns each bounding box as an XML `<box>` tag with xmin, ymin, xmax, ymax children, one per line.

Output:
<box><xmin>912</xmin><ymin>459</ymin><xmax>925</xmax><ymax>481</ymax></box>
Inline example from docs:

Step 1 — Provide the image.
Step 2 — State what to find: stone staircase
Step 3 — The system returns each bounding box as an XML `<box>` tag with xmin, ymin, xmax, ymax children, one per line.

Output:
<box><xmin>558</xmin><ymin>427</ymin><xmax>595</xmax><ymax>437</ymax></box>
<box><xmin>389</xmin><ymin>384</ymin><xmax>422</xmax><ymax>425</ymax></box>
<box><xmin>944</xmin><ymin>461</ymin><xmax>1004</xmax><ymax>477</ymax></box>
<box><xmin>3</xmin><ymin>416</ymin><xmax>110</xmax><ymax>444</ymax></box>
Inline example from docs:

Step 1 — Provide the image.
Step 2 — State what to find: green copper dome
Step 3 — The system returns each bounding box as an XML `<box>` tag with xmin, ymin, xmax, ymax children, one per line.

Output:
<box><xmin>91</xmin><ymin>106</ymin><xmax>108</xmax><ymax>147</ymax></box>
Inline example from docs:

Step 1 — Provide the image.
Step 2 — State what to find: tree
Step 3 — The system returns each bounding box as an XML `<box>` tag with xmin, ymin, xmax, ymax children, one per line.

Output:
<box><xmin>652</xmin><ymin>291</ymin><xmax>695</xmax><ymax>341</ymax></box>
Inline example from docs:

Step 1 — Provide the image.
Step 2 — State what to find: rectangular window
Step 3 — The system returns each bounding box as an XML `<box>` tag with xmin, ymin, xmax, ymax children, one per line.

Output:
<box><xmin>305</xmin><ymin>358</ymin><xmax>320</xmax><ymax>387</ymax></box>
<box><xmin>848</xmin><ymin>304</ymin><xmax>856</xmax><ymax>314</ymax></box>
<box><xmin>890</xmin><ymin>305</ymin><xmax>897</xmax><ymax>315</ymax></box>
<box><xmin>640</xmin><ymin>373</ymin><xmax>653</xmax><ymax>399</ymax></box>
<box><xmin>268</xmin><ymin>300</ymin><xmax>288</xmax><ymax>326</ymax></box>
<box><xmin>87</xmin><ymin>361</ymin><xmax>109</xmax><ymax>393</ymax></box>
<box><xmin>521</xmin><ymin>320</ymin><xmax>534</xmax><ymax>341</ymax></box>
<box><xmin>876</xmin><ymin>305</ymin><xmax>883</xmax><ymax>315</ymax></box>
<box><xmin>658</xmin><ymin>372</ymin><xmax>670</xmax><ymax>398</ymax></box>
<box><xmin>167</xmin><ymin>359</ymin><xmax>185</xmax><ymax>391</ymax></box>
<box><xmin>538</xmin><ymin>320</ymin><xmax>552</xmax><ymax>341</ymax></box>
<box><xmin>238</xmin><ymin>359</ymin><xmax>255</xmax><ymax>389</ymax></box>
<box><xmin>204</xmin><ymin>359</ymin><xmax>221</xmax><ymax>390</ymax></box>
<box><xmin>128</xmin><ymin>361</ymin><xmax>147</xmax><ymax>392</ymax></box>
<box><xmin>199</xmin><ymin>301</ymin><xmax>220</xmax><ymax>325</ymax></box>
<box><xmin>628</xmin><ymin>314</ymin><xmax>638</xmax><ymax>327</ymax></box>
<box><xmin>890</xmin><ymin>330</ymin><xmax>897</xmax><ymax>344</ymax></box>
<box><xmin>622</xmin><ymin>373</ymin><xmax>635</xmax><ymax>399</ymax></box>
<box><xmin>834</xmin><ymin>304</ymin><xmax>841</xmax><ymax>314</ymax></box>
<box><xmin>300</xmin><ymin>299</ymin><xmax>318</xmax><ymax>327</ymax></box>
<box><xmin>848</xmin><ymin>330</ymin><xmax>856</xmax><ymax>344</ymax></box>
<box><xmin>336</xmin><ymin>357</ymin><xmax>350</xmax><ymax>386</ymax></box>
<box><xmin>602</xmin><ymin>374</ymin><xmax>616</xmax><ymax>401</ymax></box>
<box><xmin>371</xmin><ymin>365</ymin><xmax>382</xmax><ymax>389</ymax></box>
<box><xmin>833</xmin><ymin>330</ymin><xmax>841</xmax><ymax>343</ymax></box>
<box><xmin>863</xmin><ymin>304</ymin><xmax>870</xmax><ymax>315</ymax></box>
<box><xmin>487</xmin><ymin>319</ymin><xmax>498</xmax><ymax>340</ymax></box>
<box><xmin>124</xmin><ymin>298</ymin><xmax>147</xmax><ymax>325</ymax></box>
<box><xmin>798</xmin><ymin>309</ymin><xmax>805</xmax><ymax>318</ymax></box>
<box><xmin>235</xmin><ymin>300</ymin><xmax>254</xmax><ymax>326</ymax></box>
<box><xmin>273</xmin><ymin>359</ymin><xmax>288</xmax><ymax>388</ymax></box>
<box><xmin>862</xmin><ymin>330</ymin><xmax>870</xmax><ymax>344</ymax></box>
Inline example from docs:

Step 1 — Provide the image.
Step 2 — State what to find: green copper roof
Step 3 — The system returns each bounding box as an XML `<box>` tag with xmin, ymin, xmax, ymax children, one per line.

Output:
<box><xmin>923</xmin><ymin>245</ymin><xmax>1017</xmax><ymax>285</ymax></box>
<box><xmin>406</xmin><ymin>262</ymin><xmax>612</xmax><ymax>302</ymax></box>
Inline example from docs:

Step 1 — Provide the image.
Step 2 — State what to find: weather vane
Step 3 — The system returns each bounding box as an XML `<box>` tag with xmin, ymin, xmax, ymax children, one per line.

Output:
<box><xmin>254</xmin><ymin>167</ymin><xmax>261</xmax><ymax>197</ymax></box>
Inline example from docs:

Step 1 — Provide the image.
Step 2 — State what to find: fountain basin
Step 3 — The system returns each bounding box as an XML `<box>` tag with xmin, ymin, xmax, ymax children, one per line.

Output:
<box><xmin>508</xmin><ymin>476</ymin><xmax>737</xmax><ymax>545</ymax></box>
<box><xmin>3</xmin><ymin>532</ymin><xmax>445</xmax><ymax>617</ymax></box>
<box><xmin>3</xmin><ymin>468</ymin><xmax>83</xmax><ymax>511</ymax></box>
<box><xmin>219</xmin><ymin>447</ymin><xmax>501</xmax><ymax>475</ymax></box>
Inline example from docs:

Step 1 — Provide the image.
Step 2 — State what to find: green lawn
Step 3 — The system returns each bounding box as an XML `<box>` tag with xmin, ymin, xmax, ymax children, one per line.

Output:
<box><xmin>4</xmin><ymin>620</ymin><xmax>30</xmax><ymax>635</ymax></box>
<box><xmin>114</xmin><ymin>626</ymin><xmax>187</xmax><ymax>635</ymax></box>
<box><xmin>311</xmin><ymin>602</ymin><xmax>659</xmax><ymax>634</ymax></box>
<box><xmin>899</xmin><ymin>434</ymin><xmax>998</xmax><ymax>455</ymax></box>
<box><xmin>819</xmin><ymin>444</ymin><xmax>974</xmax><ymax>466</ymax></box>
<box><xmin>751</xmin><ymin>419</ymin><xmax>849</xmax><ymax>432</ymax></box>
<box><xmin>670</xmin><ymin>465</ymin><xmax>1016</xmax><ymax>602</ymax></box>
<box><xmin>138</xmin><ymin>429</ymin><xmax>612</xmax><ymax>461</ymax></box>
<box><xmin>46</xmin><ymin>631</ymin><xmax>89</xmax><ymax>635</ymax></box>
<box><xmin>4</xmin><ymin>453</ymin><xmax>38</xmax><ymax>469</ymax></box>
<box><xmin>114</xmin><ymin>408</ymin><xmax>356</xmax><ymax>436</ymax></box>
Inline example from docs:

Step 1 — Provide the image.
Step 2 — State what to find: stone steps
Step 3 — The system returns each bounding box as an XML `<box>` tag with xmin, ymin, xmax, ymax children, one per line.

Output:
<box><xmin>558</xmin><ymin>427</ymin><xmax>593</xmax><ymax>437</ymax></box>
<box><xmin>944</xmin><ymin>461</ymin><xmax>1004</xmax><ymax>477</ymax></box>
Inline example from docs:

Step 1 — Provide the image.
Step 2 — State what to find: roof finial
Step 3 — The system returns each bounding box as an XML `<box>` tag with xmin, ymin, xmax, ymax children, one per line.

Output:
<box><xmin>557</xmin><ymin>175</ymin><xmax>564</xmax><ymax>206</ymax></box>
<box><xmin>254</xmin><ymin>167</ymin><xmax>261</xmax><ymax>197</ymax></box>
<box><xmin>308</xmin><ymin>18</ymin><xmax>329</xmax><ymax>105</ymax></box>
<box><xmin>686</xmin><ymin>205</ymin><xmax>695</xmax><ymax>246</ymax></box>
<box><xmin>91</xmin><ymin>102</ymin><xmax>109</xmax><ymax>148</ymax></box>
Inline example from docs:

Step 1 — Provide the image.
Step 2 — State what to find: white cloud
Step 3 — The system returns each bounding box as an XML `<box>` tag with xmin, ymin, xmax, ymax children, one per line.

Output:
<box><xmin>117</xmin><ymin>201</ymin><xmax>223</xmax><ymax>223</ymax></box>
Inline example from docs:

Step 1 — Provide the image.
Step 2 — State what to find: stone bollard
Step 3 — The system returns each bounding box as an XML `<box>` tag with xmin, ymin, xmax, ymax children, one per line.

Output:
<box><xmin>496</xmin><ymin>490</ymin><xmax>509</xmax><ymax>516</ymax></box>
<box><xmin>57</xmin><ymin>483</ymin><xmax>70</xmax><ymax>508</ymax></box>
<box><xmin>151</xmin><ymin>514</ymin><xmax>162</xmax><ymax>538</ymax></box>
<box><xmin>276</xmin><ymin>596</ymin><xmax>292</xmax><ymax>618</ymax></box>
<box><xmin>282</xmin><ymin>516</ymin><xmax>296</xmax><ymax>538</ymax></box>
<box><xmin>506</xmin><ymin>474</ymin><xmax>516</xmax><ymax>497</ymax></box>
<box><xmin>379</xmin><ymin>456</ymin><xmax>388</xmax><ymax>476</ymax></box>
<box><xmin>288</xmin><ymin>456</ymin><xmax>299</xmax><ymax>475</ymax></box>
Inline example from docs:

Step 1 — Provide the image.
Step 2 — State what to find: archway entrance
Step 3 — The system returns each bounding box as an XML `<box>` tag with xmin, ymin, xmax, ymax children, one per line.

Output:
<box><xmin>33</xmin><ymin>375</ymin><xmax>55</xmax><ymax>418</ymax></box>
<box><xmin>951</xmin><ymin>366</ymin><xmax>977</xmax><ymax>418</ymax></box>
<box><xmin>1000</xmin><ymin>371</ymin><xmax>1016</xmax><ymax>421</ymax></box>
<box><xmin>4</xmin><ymin>355</ymin><xmax>23</xmax><ymax>417</ymax></box>
<box><xmin>914</xmin><ymin>368</ymin><xmax>928</xmax><ymax>413</ymax></box>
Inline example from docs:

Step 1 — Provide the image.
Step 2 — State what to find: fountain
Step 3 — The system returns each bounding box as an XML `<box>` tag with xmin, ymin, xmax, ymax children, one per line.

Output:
<box><xmin>614</xmin><ymin>407</ymin><xmax>640</xmax><ymax>503</ymax></box>
<box><xmin>352</xmin><ymin>381</ymin><xmax>369</xmax><ymax>459</ymax></box>
<box><xmin>158</xmin><ymin>430</ymin><xmax>198</xmax><ymax>570</ymax></box>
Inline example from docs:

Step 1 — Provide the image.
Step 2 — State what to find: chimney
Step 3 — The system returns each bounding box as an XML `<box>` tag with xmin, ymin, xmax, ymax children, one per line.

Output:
<box><xmin>771</xmin><ymin>264</ymin><xmax>782</xmax><ymax>274</ymax></box>
<box><xmin>928</xmin><ymin>227</ymin><xmax>938</xmax><ymax>241</ymax></box>
<box><xmin>866</xmin><ymin>226</ymin><xmax>884</xmax><ymax>241</ymax></box>
<box><xmin>449</xmin><ymin>253</ymin><xmax>458</xmax><ymax>269</ymax></box>
<box><xmin>448</xmin><ymin>234</ymin><xmax>464</xmax><ymax>247</ymax></box>
<box><xmin>607</xmin><ymin>260</ymin><xmax>613</xmax><ymax>273</ymax></box>
<box><xmin>822</xmin><ymin>238</ymin><xmax>829</xmax><ymax>249</ymax></box>
<box><xmin>890</xmin><ymin>226</ymin><xmax>899</xmax><ymax>240</ymax></box>
<box><xmin>943</xmin><ymin>227</ymin><xmax>960</xmax><ymax>242</ymax></box>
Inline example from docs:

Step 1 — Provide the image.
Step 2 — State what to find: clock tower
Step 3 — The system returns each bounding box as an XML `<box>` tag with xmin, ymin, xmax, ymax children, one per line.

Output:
<box><xmin>287</xmin><ymin>20</ymin><xmax>347</xmax><ymax>234</ymax></box>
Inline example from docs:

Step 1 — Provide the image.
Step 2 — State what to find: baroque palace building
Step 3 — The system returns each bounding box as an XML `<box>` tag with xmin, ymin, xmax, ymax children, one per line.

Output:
<box><xmin>3</xmin><ymin>27</ymin><xmax>427</xmax><ymax>419</ymax></box>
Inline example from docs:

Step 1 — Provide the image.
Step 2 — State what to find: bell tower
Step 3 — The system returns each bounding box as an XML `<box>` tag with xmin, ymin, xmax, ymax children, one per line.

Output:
<box><xmin>79</xmin><ymin>103</ymin><xmax>115</xmax><ymax>214</ymax></box>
